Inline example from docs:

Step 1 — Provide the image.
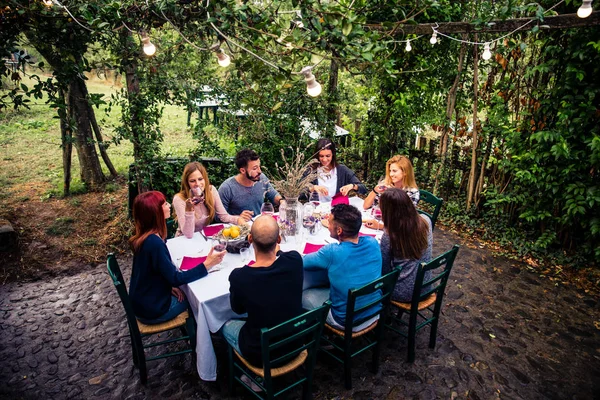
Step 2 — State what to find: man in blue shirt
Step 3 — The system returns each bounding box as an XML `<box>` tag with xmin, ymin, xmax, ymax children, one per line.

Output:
<box><xmin>302</xmin><ymin>204</ymin><xmax>382</xmax><ymax>331</ymax></box>
<box><xmin>218</xmin><ymin>149</ymin><xmax>282</xmax><ymax>217</ymax></box>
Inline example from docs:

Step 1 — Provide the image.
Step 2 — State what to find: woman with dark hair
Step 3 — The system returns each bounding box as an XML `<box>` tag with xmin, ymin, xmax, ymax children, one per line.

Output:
<box><xmin>378</xmin><ymin>188</ymin><xmax>433</xmax><ymax>302</ymax></box>
<box><xmin>173</xmin><ymin>162</ymin><xmax>253</xmax><ymax>238</ymax></box>
<box><xmin>305</xmin><ymin>138</ymin><xmax>366</xmax><ymax>202</ymax></box>
<box><xmin>129</xmin><ymin>191</ymin><xmax>225</xmax><ymax>324</ymax></box>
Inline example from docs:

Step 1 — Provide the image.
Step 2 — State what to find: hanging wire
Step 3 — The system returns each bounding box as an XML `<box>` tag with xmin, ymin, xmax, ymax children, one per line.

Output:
<box><xmin>431</xmin><ymin>0</ymin><xmax>565</xmax><ymax>46</ymax></box>
<box><xmin>52</xmin><ymin>0</ymin><xmax>95</xmax><ymax>32</ymax></box>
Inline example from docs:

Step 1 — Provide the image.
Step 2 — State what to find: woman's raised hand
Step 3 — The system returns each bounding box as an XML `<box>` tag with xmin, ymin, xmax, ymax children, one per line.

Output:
<box><xmin>204</xmin><ymin>246</ymin><xmax>226</xmax><ymax>270</ymax></box>
<box><xmin>340</xmin><ymin>184</ymin><xmax>354</xmax><ymax>196</ymax></box>
<box><xmin>185</xmin><ymin>198</ymin><xmax>195</xmax><ymax>212</ymax></box>
<box><xmin>313</xmin><ymin>185</ymin><xmax>329</xmax><ymax>196</ymax></box>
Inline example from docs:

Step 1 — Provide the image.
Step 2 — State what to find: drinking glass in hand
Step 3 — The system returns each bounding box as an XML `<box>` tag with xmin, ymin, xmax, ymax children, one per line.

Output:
<box><xmin>260</xmin><ymin>201</ymin><xmax>274</xmax><ymax>215</ymax></box>
<box><xmin>213</xmin><ymin>238</ymin><xmax>227</xmax><ymax>253</ymax></box>
<box><xmin>372</xmin><ymin>206</ymin><xmax>382</xmax><ymax>230</ymax></box>
<box><xmin>191</xmin><ymin>187</ymin><xmax>205</xmax><ymax>205</ymax></box>
<box><xmin>376</xmin><ymin>181</ymin><xmax>388</xmax><ymax>193</ymax></box>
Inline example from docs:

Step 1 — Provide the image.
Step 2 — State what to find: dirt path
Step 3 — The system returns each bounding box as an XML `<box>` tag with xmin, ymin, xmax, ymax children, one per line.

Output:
<box><xmin>0</xmin><ymin>227</ymin><xmax>598</xmax><ymax>399</ymax></box>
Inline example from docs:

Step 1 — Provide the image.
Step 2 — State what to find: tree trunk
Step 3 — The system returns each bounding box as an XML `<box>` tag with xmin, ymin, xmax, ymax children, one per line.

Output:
<box><xmin>68</xmin><ymin>77</ymin><xmax>105</xmax><ymax>189</ymax></box>
<box><xmin>467</xmin><ymin>35</ymin><xmax>480</xmax><ymax>210</ymax></box>
<box><xmin>59</xmin><ymin>88</ymin><xmax>73</xmax><ymax>196</ymax></box>
<box><xmin>474</xmin><ymin>130</ymin><xmax>495</xmax><ymax>208</ymax></box>
<box><xmin>87</xmin><ymin>101</ymin><xmax>118</xmax><ymax>177</ymax></box>
<box><xmin>327</xmin><ymin>58</ymin><xmax>340</xmax><ymax>129</ymax></box>
<box><xmin>434</xmin><ymin>36</ymin><xmax>468</xmax><ymax>194</ymax></box>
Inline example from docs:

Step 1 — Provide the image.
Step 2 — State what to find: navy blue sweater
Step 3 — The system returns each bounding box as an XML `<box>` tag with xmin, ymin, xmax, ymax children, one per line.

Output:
<box><xmin>129</xmin><ymin>234</ymin><xmax>207</xmax><ymax>320</ymax></box>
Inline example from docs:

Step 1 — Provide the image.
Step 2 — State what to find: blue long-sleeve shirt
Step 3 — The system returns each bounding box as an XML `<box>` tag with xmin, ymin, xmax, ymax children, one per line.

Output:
<box><xmin>129</xmin><ymin>234</ymin><xmax>207</xmax><ymax>320</ymax></box>
<box><xmin>303</xmin><ymin>236</ymin><xmax>382</xmax><ymax>325</ymax></box>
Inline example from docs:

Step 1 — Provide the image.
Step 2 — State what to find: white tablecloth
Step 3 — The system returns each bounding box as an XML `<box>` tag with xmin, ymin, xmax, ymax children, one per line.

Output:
<box><xmin>166</xmin><ymin>196</ymin><xmax>382</xmax><ymax>381</ymax></box>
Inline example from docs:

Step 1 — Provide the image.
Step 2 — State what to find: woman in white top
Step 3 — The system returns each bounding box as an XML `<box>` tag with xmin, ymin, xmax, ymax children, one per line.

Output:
<box><xmin>305</xmin><ymin>138</ymin><xmax>366</xmax><ymax>202</ymax></box>
<box><xmin>173</xmin><ymin>162</ymin><xmax>253</xmax><ymax>238</ymax></box>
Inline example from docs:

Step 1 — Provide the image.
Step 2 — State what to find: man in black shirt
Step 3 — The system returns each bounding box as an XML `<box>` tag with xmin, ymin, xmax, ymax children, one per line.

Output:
<box><xmin>223</xmin><ymin>215</ymin><xmax>304</xmax><ymax>366</ymax></box>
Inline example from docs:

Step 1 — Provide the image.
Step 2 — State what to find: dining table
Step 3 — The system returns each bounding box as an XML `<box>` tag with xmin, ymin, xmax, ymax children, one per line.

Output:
<box><xmin>166</xmin><ymin>196</ymin><xmax>383</xmax><ymax>381</ymax></box>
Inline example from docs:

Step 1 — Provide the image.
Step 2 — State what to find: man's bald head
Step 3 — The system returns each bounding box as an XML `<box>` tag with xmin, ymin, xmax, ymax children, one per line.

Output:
<box><xmin>249</xmin><ymin>215</ymin><xmax>280</xmax><ymax>253</ymax></box>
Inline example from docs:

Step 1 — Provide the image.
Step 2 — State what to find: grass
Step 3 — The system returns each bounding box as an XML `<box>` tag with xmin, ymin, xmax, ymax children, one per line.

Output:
<box><xmin>0</xmin><ymin>73</ymin><xmax>198</xmax><ymax>198</ymax></box>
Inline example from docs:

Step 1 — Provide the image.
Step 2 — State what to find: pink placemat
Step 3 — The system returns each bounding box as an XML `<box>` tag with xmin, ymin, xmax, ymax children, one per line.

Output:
<box><xmin>248</xmin><ymin>260</ymin><xmax>255</xmax><ymax>266</ymax></box>
<box><xmin>203</xmin><ymin>224</ymin><xmax>224</xmax><ymax>237</ymax></box>
<box><xmin>331</xmin><ymin>193</ymin><xmax>349</xmax><ymax>206</ymax></box>
<box><xmin>180</xmin><ymin>256</ymin><xmax>207</xmax><ymax>271</ymax></box>
<box><xmin>303</xmin><ymin>243</ymin><xmax>324</xmax><ymax>255</ymax></box>
<box><xmin>359</xmin><ymin>232</ymin><xmax>376</xmax><ymax>237</ymax></box>
<box><xmin>271</xmin><ymin>215</ymin><xmax>279</xmax><ymax>221</ymax></box>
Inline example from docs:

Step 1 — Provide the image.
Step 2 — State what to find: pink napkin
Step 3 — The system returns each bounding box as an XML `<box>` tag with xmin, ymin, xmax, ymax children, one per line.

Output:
<box><xmin>248</xmin><ymin>260</ymin><xmax>255</xmax><ymax>266</ymax></box>
<box><xmin>331</xmin><ymin>193</ymin><xmax>349</xmax><ymax>206</ymax></box>
<box><xmin>303</xmin><ymin>243</ymin><xmax>325</xmax><ymax>255</ymax></box>
<box><xmin>272</xmin><ymin>215</ymin><xmax>279</xmax><ymax>221</ymax></box>
<box><xmin>203</xmin><ymin>224</ymin><xmax>224</xmax><ymax>237</ymax></box>
<box><xmin>180</xmin><ymin>256</ymin><xmax>207</xmax><ymax>271</ymax></box>
<box><xmin>359</xmin><ymin>232</ymin><xmax>376</xmax><ymax>237</ymax></box>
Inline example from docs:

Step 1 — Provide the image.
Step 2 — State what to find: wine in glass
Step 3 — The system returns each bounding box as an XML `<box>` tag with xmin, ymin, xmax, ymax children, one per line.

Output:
<box><xmin>213</xmin><ymin>238</ymin><xmax>227</xmax><ymax>252</ymax></box>
<box><xmin>376</xmin><ymin>180</ymin><xmax>388</xmax><ymax>194</ymax></box>
<box><xmin>191</xmin><ymin>187</ymin><xmax>205</xmax><ymax>205</ymax></box>
<box><xmin>261</xmin><ymin>201</ymin><xmax>275</xmax><ymax>215</ymax></box>
<box><xmin>371</xmin><ymin>206</ymin><xmax>382</xmax><ymax>230</ymax></box>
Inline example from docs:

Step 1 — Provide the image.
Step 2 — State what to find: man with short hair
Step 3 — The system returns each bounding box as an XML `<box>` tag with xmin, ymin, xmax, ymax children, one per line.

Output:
<box><xmin>222</xmin><ymin>215</ymin><xmax>304</xmax><ymax>366</ymax></box>
<box><xmin>218</xmin><ymin>149</ymin><xmax>282</xmax><ymax>217</ymax></box>
<box><xmin>302</xmin><ymin>204</ymin><xmax>382</xmax><ymax>330</ymax></box>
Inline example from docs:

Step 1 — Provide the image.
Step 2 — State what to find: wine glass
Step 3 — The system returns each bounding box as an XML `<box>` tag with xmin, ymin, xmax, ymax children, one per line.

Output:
<box><xmin>376</xmin><ymin>180</ymin><xmax>388</xmax><ymax>194</ymax></box>
<box><xmin>261</xmin><ymin>201</ymin><xmax>274</xmax><ymax>215</ymax></box>
<box><xmin>213</xmin><ymin>238</ymin><xmax>227</xmax><ymax>253</ymax></box>
<box><xmin>191</xmin><ymin>187</ymin><xmax>205</xmax><ymax>205</ymax></box>
<box><xmin>239</xmin><ymin>247</ymin><xmax>249</xmax><ymax>264</ymax></box>
<box><xmin>371</xmin><ymin>206</ymin><xmax>382</xmax><ymax>230</ymax></box>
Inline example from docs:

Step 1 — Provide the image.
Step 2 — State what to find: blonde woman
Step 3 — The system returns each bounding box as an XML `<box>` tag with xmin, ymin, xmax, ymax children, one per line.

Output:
<box><xmin>363</xmin><ymin>155</ymin><xmax>419</xmax><ymax>229</ymax></box>
<box><xmin>173</xmin><ymin>162</ymin><xmax>253</xmax><ymax>239</ymax></box>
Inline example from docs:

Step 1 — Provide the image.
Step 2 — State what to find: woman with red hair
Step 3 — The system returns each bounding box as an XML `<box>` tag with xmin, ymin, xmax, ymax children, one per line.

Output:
<box><xmin>129</xmin><ymin>191</ymin><xmax>225</xmax><ymax>324</ymax></box>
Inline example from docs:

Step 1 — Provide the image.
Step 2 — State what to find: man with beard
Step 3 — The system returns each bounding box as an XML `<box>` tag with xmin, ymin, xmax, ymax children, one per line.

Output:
<box><xmin>218</xmin><ymin>149</ymin><xmax>282</xmax><ymax>217</ymax></box>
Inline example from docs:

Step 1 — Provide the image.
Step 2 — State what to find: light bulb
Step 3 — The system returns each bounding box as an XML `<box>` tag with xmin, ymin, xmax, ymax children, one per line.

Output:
<box><xmin>140</xmin><ymin>32</ymin><xmax>156</xmax><ymax>56</ymax></box>
<box><xmin>216</xmin><ymin>50</ymin><xmax>231</xmax><ymax>67</ymax></box>
<box><xmin>300</xmin><ymin>66</ymin><xmax>322</xmax><ymax>97</ymax></box>
<box><xmin>307</xmin><ymin>81</ymin><xmax>322</xmax><ymax>97</ymax></box>
<box><xmin>405</xmin><ymin>41</ymin><xmax>412</xmax><ymax>52</ymax></box>
<box><xmin>142</xmin><ymin>40</ymin><xmax>156</xmax><ymax>56</ymax></box>
<box><xmin>482</xmin><ymin>43</ymin><xmax>492</xmax><ymax>60</ymax></box>
<box><xmin>43</xmin><ymin>0</ymin><xmax>54</xmax><ymax>6</ymax></box>
<box><xmin>577</xmin><ymin>0</ymin><xmax>593</xmax><ymax>18</ymax></box>
<box><xmin>430</xmin><ymin>31</ymin><xmax>438</xmax><ymax>45</ymax></box>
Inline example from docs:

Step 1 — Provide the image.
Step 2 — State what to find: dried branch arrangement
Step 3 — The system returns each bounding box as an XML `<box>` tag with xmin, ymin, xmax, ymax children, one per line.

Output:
<box><xmin>270</xmin><ymin>147</ymin><xmax>318</xmax><ymax>199</ymax></box>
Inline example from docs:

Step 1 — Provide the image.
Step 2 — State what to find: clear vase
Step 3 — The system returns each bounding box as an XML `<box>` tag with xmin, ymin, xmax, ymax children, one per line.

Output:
<box><xmin>279</xmin><ymin>197</ymin><xmax>302</xmax><ymax>241</ymax></box>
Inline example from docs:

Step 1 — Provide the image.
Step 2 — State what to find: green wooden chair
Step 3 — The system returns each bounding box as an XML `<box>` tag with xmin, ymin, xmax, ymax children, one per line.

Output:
<box><xmin>228</xmin><ymin>302</ymin><xmax>331</xmax><ymax>400</ymax></box>
<box><xmin>166</xmin><ymin>218</ymin><xmax>177</xmax><ymax>239</ymax></box>
<box><xmin>386</xmin><ymin>245</ymin><xmax>460</xmax><ymax>362</ymax></box>
<box><xmin>417</xmin><ymin>189</ymin><xmax>444</xmax><ymax>231</ymax></box>
<box><xmin>107</xmin><ymin>253</ymin><xmax>196</xmax><ymax>384</ymax></box>
<box><xmin>320</xmin><ymin>268</ymin><xmax>401</xmax><ymax>390</ymax></box>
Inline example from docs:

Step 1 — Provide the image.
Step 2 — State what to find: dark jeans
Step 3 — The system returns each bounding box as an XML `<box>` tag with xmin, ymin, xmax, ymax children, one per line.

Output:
<box><xmin>137</xmin><ymin>295</ymin><xmax>189</xmax><ymax>324</ymax></box>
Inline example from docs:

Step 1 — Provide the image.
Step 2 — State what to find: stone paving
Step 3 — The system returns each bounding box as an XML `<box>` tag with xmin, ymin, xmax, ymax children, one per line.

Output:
<box><xmin>1</xmin><ymin>227</ymin><xmax>599</xmax><ymax>399</ymax></box>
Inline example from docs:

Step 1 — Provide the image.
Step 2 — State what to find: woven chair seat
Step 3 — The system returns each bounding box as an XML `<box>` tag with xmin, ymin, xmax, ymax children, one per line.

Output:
<box><xmin>137</xmin><ymin>310</ymin><xmax>189</xmax><ymax>335</ymax></box>
<box><xmin>324</xmin><ymin>320</ymin><xmax>378</xmax><ymax>338</ymax></box>
<box><xmin>234</xmin><ymin>349</ymin><xmax>308</xmax><ymax>378</ymax></box>
<box><xmin>391</xmin><ymin>293</ymin><xmax>437</xmax><ymax>312</ymax></box>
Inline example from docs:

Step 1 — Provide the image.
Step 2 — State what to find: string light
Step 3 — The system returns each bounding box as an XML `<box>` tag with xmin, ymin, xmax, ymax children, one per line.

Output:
<box><xmin>429</xmin><ymin>31</ymin><xmax>438</xmax><ymax>45</ymax></box>
<box><xmin>43</xmin><ymin>0</ymin><xmax>54</xmax><ymax>7</ymax></box>
<box><xmin>300</xmin><ymin>66</ymin><xmax>322</xmax><ymax>97</ymax></box>
<box><xmin>577</xmin><ymin>0</ymin><xmax>593</xmax><ymax>18</ymax></box>
<box><xmin>140</xmin><ymin>31</ymin><xmax>156</xmax><ymax>56</ymax></box>
<box><xmin>210</xmin><ymin>43</ymin><xmax>231</xmax><ymax>67</ymax></box>
<box><xmin>405</xmin><ymin>40</ymin><xmax>412</xmax><ymax>52</ymax></box>
<box><xmin>482</xmin><ymin>42</ymin><xmax>492</xmax><ymax>60</ymax></box>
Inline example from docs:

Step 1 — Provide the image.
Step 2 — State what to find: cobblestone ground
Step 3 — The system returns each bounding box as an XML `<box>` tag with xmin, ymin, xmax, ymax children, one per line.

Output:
<box><xmin>1</xmin><ymin>228</ymin><xmax>599</xmax><ymax>400</ymax></box>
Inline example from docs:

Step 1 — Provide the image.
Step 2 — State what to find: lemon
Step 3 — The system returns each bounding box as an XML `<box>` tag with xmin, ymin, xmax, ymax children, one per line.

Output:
<box><xmin>222</xmin><ymin>228</ymin><xmax>232</xmax><ymax>238</ymax></box>
<box><xmin>230</xmin><ymin>230</ymin><xmax>239</xmax><ymax>239</ymax></box>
